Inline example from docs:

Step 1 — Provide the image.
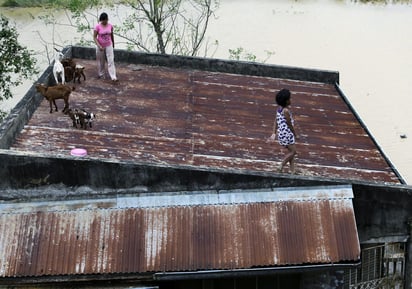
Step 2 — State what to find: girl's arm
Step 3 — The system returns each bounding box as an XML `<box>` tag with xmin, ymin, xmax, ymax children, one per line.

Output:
<box><xmin>283</xmin><ymin>108</ymin><xmax>296</xmax><ymax>136</ymax></box>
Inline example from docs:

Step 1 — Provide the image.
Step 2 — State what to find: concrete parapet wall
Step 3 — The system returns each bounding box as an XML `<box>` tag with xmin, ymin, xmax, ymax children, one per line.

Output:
<box><xmin>0</xmin><ymin>68</ymin><xmax>50</xmax><ymax>150</ymax></box>
<box><xmin>0</xmin><ymin>47</ymin><xmax>70</xmax><ymax>150</ymax></box>
<box><xmin>72</xmin><ymin>46</ymin><xmax>340</xmax><ymax>84</ymax></box>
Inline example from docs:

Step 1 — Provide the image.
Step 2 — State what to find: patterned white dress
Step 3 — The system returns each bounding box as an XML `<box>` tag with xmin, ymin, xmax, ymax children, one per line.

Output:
<box><xmin>276</xmin><ymin>107</ymin><xmax>295</xmax><ymax>146</ymax></box>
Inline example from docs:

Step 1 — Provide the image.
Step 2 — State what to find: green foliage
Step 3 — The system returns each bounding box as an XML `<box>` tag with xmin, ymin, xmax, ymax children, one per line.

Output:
<box><xmin>0</xmin><ymin>111</ymin><xmax>6</xmax><ymax>122</ymax></box>
<box><xmin>229</xmin><ymin>47</ymin><xmax>256</xmax><ymax>62</ymax></box>
<box><xmin>229</xmin><ymin>47</ymin><xmax>275</xmax><ymax>63</ymax></box>
<box><xmin>0</xmin><ymin>15</ymin><xmax>37</xmax><ymax>120</ymax></box>
<box><xmin>50</xmin><ymin>0</ymin><xmax>109</xmax><ymax>11</ymax></box>
<box><xmin>2</xmin><ymin>0</ymin><xmax>45</xmax><ymax>7</ymax></box>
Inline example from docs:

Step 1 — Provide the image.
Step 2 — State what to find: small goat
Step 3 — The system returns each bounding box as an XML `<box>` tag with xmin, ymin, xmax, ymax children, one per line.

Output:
<box><xmin>35</xmin><ymin>83</ymin><xmax>74</xmax><ymax>113</ymax></box>
<box><xmin>61</xmin><ymin>58</ymin><xmax>76</xmax><ymax>83</ymax></box>
<box><xmin>61</xmin><ymin>58</ymin><xmax>86</xmax><ymax>84</ymax></box>
<box><xmin>74</xmin><ymin>64</ymin><xmax>86</xmax><ymax>83</ymax></box>
<box><xmin>53</xmin><ymin>50</ymin><xmax>65</xmax><ymax>85</ymax></box>
<box><xmin>78</xmin><ymin>109</ymin><xmax>96</xmax><ymax>129</ymax></box>
<box><xmin>66</xmin><ymin>108</ymin><xmax>81</xmax><ymax>128</ymax></box>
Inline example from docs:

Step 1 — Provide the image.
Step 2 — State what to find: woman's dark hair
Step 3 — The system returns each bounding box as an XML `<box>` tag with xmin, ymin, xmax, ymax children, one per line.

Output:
<box><xmin>99</xmin><ymin>12</ymin><xmax>108</xmax><ymax>22</ymax></box>
<box><xmin>276</xmin><ymin>88</ymin><xmax>291</xmax><ymax>107</ymax></box>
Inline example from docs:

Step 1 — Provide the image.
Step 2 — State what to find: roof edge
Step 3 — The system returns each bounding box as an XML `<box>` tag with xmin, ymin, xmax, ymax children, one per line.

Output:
<box><xmin>0</xmin><ymin>185</ymin><xmax>354</xmax><ymax>213</ymax></box>
<box><xmin>0</xmin><ymin>273</ymin><xmax>153</xmax><ymax>286</ymax></box>
<box><xmin>335</xmin><ymin>83</ymin><xmax>405</xmax><ymax>184</ymax></box>
<box><xmin>0</xmin><ymin>261</ymin><xmax>361</xmax><ymax>285</ymax></box>
<box><xmin>153</xmin><ymin>262</ymin><xmax>361</xmax><ymax>281</ymax></box>
<box><xmin>0</xmin><ymin>149</ymin><xmax>411</xmax><ymax>201</ymax></box>
<box><xmin>70</xmin><ymin>45</ymin><xmax>339</xmax><ymax>84</ymax></box>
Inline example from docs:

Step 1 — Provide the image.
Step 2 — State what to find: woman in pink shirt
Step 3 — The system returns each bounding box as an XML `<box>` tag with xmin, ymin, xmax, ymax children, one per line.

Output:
<box><xmin>93</xmin><ymin>12</ymin><xmax>118</xmax><ymax>83</ymax></box>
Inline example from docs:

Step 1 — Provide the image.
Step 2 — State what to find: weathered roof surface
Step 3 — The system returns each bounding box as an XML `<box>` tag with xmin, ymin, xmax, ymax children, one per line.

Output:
<box><xmin>0</xmin><ymin>186</ymin><xmax>360</xmax><ymax>278</ymax></box>
<box><xmin>9</xmin><ymin>58</ymin><xmax>400</xmax><ymax>184</ymax></box>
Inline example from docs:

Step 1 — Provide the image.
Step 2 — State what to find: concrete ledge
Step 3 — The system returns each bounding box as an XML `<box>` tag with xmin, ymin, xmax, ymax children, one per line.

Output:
<box><xmin>0</xmin><ymin>150</ymin><xmax>336</xmax><ymax>193</ymax></box>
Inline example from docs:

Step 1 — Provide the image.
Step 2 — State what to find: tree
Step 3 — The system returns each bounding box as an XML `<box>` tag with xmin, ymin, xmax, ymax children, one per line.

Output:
<box><xmin>41</xmin><ymin>0</ymin><xmax>219</xmax><ymax>57</ymax></box>
<box><xmin>0</xmin><ymin>15</ymin><xmax>37</xmax><ymax>120</ymax></box>
<box><xmin>122</xmin><ymin>0</ymin><xmax>218</xmax><ymax>56</ymax></box>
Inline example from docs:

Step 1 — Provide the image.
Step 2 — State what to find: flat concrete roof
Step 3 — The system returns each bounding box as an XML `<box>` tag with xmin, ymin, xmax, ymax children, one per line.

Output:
<box><xmin>0</xmin><ymin>47</ymin><xmax>411</xmax><ymax>272</ymax></box>
<box><xmin>1</xmin><ymin>46</ymin><xmax>401</xmax><ymax>188</ymax></box>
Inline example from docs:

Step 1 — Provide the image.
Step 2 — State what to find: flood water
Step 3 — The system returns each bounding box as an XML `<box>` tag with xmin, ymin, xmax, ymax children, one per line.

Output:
<box><xmin>2</xmin><ymin>0</ymin><xmax>412</xmax><ymax>183</ymax></box>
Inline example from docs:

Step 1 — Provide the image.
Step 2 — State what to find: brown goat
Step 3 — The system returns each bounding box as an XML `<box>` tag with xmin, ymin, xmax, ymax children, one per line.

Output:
<box><xmin>61</xmin><ymin>58</ymin><xmax>76</xmax><ymax>69</ymax></box>
<box><xmin>61</xmin><ymin>58</ymin><xmax>76</xmax><ymax>83</ymax></box>
<box><xmin>35</xmin><ymin>83</ymin><xmax>74</xmax><ymax>113</ymax></box>
<box><xmin>61</xmin><ymin>58</ymin><xmax>86</xmax><ymax>84</ymax></box>
<box><xmin>64</xmin><ymin>66</ymin><xmax>75</xmax><ymax>82</ymax></box>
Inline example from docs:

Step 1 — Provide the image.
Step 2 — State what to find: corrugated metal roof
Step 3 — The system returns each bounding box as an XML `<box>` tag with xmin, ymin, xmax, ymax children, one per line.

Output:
<box><xmin>9</xmin><ymin>59</ymin><xmax>400</xmax><ymax>184</ymax></box>
<box><xmin>0</xmin><ymin>186</ymin><xmax>360</xmax><ymax>278</ymax></box>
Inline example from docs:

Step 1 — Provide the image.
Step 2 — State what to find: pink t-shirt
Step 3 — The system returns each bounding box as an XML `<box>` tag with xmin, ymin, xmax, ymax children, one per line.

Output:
<box><xmin>94</xmin><ymin>23</ymin><xmax>113</xmax><ymax>48</ymax></box>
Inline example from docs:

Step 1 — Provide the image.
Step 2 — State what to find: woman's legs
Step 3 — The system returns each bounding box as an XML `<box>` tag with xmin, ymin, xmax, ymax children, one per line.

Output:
<box><xmin>96</xmin><ymin>47</ymin><xmax>106</xmax><ymax>78</ymax></box>
<box><xmin>279</xmin><ymin>144</ymin><xmax>297</xmax><ymax>173</ymax></box>
<box><xmin>105</xmin><ymin>45</ymin><xmax>117</xmax><ymax>81</ymax></box>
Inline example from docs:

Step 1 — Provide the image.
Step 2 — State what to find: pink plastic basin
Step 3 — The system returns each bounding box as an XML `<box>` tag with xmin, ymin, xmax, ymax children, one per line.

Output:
<box><xmin>70</xmin><ymin>148</ymin><xmax>87</xmax><ymax>157</ymax></box>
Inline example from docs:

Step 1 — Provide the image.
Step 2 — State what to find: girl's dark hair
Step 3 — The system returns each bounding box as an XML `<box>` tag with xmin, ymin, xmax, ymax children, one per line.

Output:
<box><xmin>99</xmin><ymin>12</ymin><xmax>108</xmax><ymax>22</ymax></box>
<box><xmin>276</xmin><ymin>88</ymin><xmax>291</xmax><ymax>107</ymax></box>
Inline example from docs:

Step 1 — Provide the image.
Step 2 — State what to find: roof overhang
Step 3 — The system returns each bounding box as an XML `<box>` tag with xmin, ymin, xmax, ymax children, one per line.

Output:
<box><xmin>0</xmin><ymin>185</ymin><xmax>360</xmax><ymax>282</ymax></box>
<box><xmin>153</xmin><ymin>262</ymin><xmax>361</xmax><ymax>281</ymax></box>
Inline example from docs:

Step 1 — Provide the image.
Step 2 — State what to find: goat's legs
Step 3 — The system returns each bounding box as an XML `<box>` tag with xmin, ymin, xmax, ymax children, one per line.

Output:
<box><xmin>52</xmin><ymin>100</ymin><xmax>58</xmax><ymax>112</ymax></box>
<box><xmin>53</xmin><ymin>71</ymin><xmax>59</xmax><ymax>85</ymax></box>
<box><xmin>49</xmin><ymin>102</ymin><xmax>56</xmax><ymax>113</ymax></box>
<box><xmin>62</xmin><ymin>100</ymin><xmax>69</xmax><ymax>114</ymax></box>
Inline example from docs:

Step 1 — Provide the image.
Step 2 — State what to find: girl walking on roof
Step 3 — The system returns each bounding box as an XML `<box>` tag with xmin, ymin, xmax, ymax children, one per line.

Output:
<box><xmin>267</xmin><ymin>88</ymin><xmax>297</xmax><ymax>174</ymax></box>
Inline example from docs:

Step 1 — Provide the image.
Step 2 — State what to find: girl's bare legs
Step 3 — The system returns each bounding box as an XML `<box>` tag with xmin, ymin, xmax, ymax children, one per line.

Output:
<box><xmin>279</xmin><ymin>144</ymin><xmax>297</xmax><ymax>173</ymax></box>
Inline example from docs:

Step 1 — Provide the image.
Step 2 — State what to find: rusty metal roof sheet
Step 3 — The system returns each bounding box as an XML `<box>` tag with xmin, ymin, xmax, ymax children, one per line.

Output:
<box><xmin>0</xmin><ymin>186</ymin><xmax>360</xmax><ymax>278</ymax></box>
<box><xmin>9</xmin><ymin>59</ymin><xmax>400</xmax><ymax>184</ymax></box>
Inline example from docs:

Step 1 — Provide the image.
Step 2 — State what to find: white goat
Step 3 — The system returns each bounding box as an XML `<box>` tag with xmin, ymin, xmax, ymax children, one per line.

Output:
<box><xmin>53</xmin><ymin>50</ymin><xmax>65</xmax><ymax>84</ymax></box>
